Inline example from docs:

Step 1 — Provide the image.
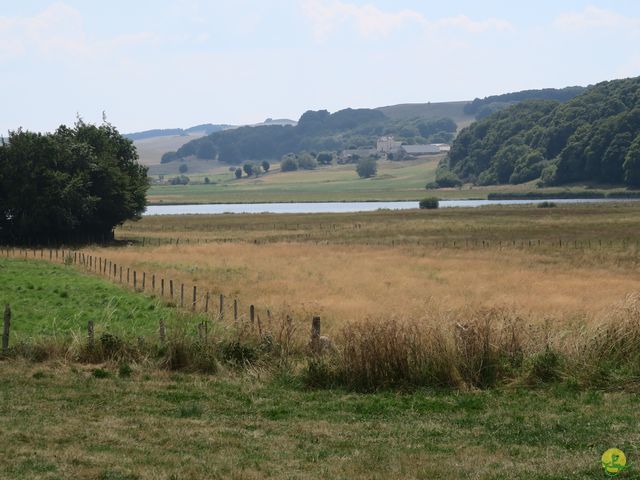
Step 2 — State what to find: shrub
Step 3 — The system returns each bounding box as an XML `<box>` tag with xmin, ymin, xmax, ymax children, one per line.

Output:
<box><xmin>221</xmin><ymin>340</ymin><xmax>257</xmax><ymax>366</ymax></box>
<box><xmin>178</xmin><ymin>163</ymin><xmax>188</xmax><ymax>174</ymax></box>
<box><xmin>204</xmin><ymin>177</ymin><xmax>210</xmax><ymax>184</ymax></box>
<box><xmin>92</xmin><ymin>368</ymin><xmax>110</xmax><ymax>379</ymax></box>
<box><xmin>234</xmin><ymin>168</ymin><xmax>242</xmax><ymax>179</ymax></box>
<box><xmin>419</xmin><ymin>197</ymin><xmax>439</xmax><ymax>209</ymax></box>
<box><xmin>280</xmin><ymin>156</ymin><xmax>298</xmax><ymax>172</ymax></box>
<box><xmin>434</xmin><ymin>168</ymin><xmax>462</xmax><ymax>188</ymax></box>
<box><xmin>118</xmin><ymin>363</ymin><xmax>132</xmax><ymax>378</ymax></box>
<box><xmin>356</xmin><ymin>157</ymin><xmax>377</xmax><ymax>178</ymax></box>
<box><xmin>537</xmin><ymin>201</ymin><xmax>556</xmax><ymax>208</ymax></box>
<box><xmin>526</xmin><ymin>348</ymin><xmax>561</xmax><ymax>384</ymax></box>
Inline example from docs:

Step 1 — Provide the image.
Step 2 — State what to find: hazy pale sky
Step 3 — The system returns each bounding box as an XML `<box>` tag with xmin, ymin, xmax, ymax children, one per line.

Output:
<box><xmin>1</xmin><ymin>1</ymin><xmax>639</xmax><ymax>133</ymax></box>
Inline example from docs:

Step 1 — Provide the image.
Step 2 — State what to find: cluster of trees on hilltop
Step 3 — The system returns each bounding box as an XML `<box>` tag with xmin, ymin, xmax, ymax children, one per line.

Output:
<box><xmin>441</xmin><ymin>77</ymin><xmax>640</xmax><ymax>188</ymax></box>
<box><xmin>464</xmin><ymin>86</ymin><xmax>586</xmax><ymax>119</ymax></box>
<box><xmin>161</xmin><ymin>108</ymin><xmax>457</xmax><ymax>165</ymax></box>
<box><xmin>0</xmin><ymin>121</ymin><xmax>148</xmax><ymax>244</ymax></box>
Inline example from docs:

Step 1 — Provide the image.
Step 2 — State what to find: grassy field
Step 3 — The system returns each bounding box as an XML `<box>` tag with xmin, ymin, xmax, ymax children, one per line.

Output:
<box><xmin>5</xmin><ymin>204</ymin><xmax>640</xmax><ymax>478</ymax></box>
<box><xmin>146</xmin><ymin>155</ymin><xmax>636</xmax><ymax>204</ymax></box>
<box><xmin>0</xmin><ymin>258</ymin><xmax>186</xmax><ymax>338</ymax></box>
<box><xmin>106</xmin><ymin>203</ymin><xmax>640</xmax><ymax>332</ymax></box>
<box><xmin>2</xmin><ymin>361</ymin><xmax>639</xmax><ymax>480</ymax></box>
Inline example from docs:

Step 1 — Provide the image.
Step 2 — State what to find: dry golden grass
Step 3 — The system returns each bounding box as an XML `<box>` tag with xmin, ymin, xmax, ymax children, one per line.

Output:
<box><xmin>81</xmin><ymin>241</ymin><xmax>640</xmax><ymax>334</ymax></box>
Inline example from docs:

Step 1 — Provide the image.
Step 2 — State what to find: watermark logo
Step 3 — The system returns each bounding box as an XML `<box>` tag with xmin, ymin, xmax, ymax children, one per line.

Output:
<box><xmin>601</xmin><ymin>448</ymin><xmax>628</xmax><ymax>476</ymax></box>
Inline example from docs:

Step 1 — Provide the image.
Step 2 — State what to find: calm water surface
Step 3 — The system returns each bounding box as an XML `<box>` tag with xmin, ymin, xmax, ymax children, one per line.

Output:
<box><xmin>144</xmin><ymin>198</ymin><xmax>634</xmax><ymax>216</ymax></box>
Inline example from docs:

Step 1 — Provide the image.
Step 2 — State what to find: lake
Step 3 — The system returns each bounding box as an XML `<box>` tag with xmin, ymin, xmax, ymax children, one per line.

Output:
<box><xmin>143</xmin><ymin>198</ymin><xmax>635</xmax><ymax>216</ymax></box>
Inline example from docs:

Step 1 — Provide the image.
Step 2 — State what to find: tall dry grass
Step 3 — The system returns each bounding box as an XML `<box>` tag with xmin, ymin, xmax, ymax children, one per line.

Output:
<box><xmin>305</xmin><ymin>294</ymin><xmax>640</xmax><ymax>391</ymax></box>
<box><xmin>81</xmin><ymin>242</ymin><xmax>640</xmax><ymax>333</ymax></box>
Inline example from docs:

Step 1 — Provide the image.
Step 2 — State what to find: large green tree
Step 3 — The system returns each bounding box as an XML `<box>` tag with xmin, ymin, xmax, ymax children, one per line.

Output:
<box><xmin>0</xmin><ymin>120</ymin><xmax>148</xmax><ymax>244</ymax></box>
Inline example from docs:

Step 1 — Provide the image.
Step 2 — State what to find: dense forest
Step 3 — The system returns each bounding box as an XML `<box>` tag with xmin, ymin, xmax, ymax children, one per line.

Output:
<box><xmin>464</xmin><ymin>86</ymin><xmax>586</xmax><ymax>119</ymax></box>
<box><xmin>442</xmin><ymin>77</ymin><xmax>640</xmax><ymax>188</ymax></box>
<box><xmin>162</xmin><ymin>109</ymin><xmax>457</xmax><ymax>164</ymax></box>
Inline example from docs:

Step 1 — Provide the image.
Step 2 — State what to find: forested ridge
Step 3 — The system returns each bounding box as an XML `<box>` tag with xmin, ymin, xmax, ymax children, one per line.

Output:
<box><xmin>161</xmin><ymin>108</ymin><xmax>457</xmax><ymax>164</ymax></box>
<box><xmin>443</xmin><ymin>77</ymin><xmax>640</xmax><ymax>188</ymax></box>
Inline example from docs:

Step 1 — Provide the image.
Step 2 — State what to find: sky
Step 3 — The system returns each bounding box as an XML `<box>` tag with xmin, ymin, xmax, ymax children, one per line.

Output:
<box><xmin>1</xmin><ymin>0</ymin><xmax>639</xmax><ymax>134</ymax></box>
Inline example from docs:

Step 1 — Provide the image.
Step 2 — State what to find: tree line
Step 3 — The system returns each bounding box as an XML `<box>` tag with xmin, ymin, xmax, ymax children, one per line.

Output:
<box><xmin>161</xmin><ymin>109</ymin><xmax>457</xmax><ymax>165</ymax></box>
<box><xmin>441</xmin><ymin>77</ymin><xmax>640</xmax><ymax>188</ymax></box>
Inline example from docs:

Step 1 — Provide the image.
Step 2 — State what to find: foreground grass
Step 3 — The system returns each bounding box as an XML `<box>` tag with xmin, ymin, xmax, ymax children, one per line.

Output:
<box><xmin>1</xmin><ymin>361</ymin><xmax>638</xmax><ymax>479</ymax></box>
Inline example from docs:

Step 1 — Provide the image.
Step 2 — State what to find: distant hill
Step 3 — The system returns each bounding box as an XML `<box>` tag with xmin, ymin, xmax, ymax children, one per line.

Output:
<box><xmin>443</xmin><ymin>76</ymin><xmax>640</xmax><ymax>188</ymax></box>
<box><xmin>464</xmin><ymin>86</ymin><xmax>587</xmax><ymax>119</ymax></box>
<box><xmin>125</xmin><ymin>124</ymin><xmax>231</xmax><ymax>141</ymax></box>
<box><xmin>166</xmin><ymin>108</ymin><xmax>457</xmax><ymax>164</ymax></box>
<box><xmin>377</xmin><ymin>101</ymin><xmax>475</xmax><ymax>127</ymax></box>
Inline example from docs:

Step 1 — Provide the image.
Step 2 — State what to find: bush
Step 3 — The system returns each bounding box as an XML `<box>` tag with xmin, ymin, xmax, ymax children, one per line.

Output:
<box><xmin>537</xmin><ymin>201</ymin><xmax>556</xmax><ymax>208</ymax></box>
<box><xmin>178</xmin><ymin>163</ymin><xmax>188</xmax><ymax>174</ymax></box>
<box><xmin>234</xmin><ymin>168</ymin><xmax>242</xmax><ymax>179</ymax></box>
<box><xmin>356</xmin><ymin>157</ymin><xmax>377</xmax><ymax>178</ymax></box>
<box><xmin>280</xmin><ymin>156</ymin><xmax>298</xmax><ymax>172</ymax></box>
<box><xmin>434</xmin><ymin>168</ymin><xmax>462</xmax><ymax>188</ymax></box>
<box><xmin>419</xmin><ymin>197</ymin><xmax>439</xmax><ymax>209</ymax></box>
<box><xmin>526</xmin><ymin>348</ymin><xmax>561</xmax><ymax>384</ymax></box>
<box><xmin>118</xmin><ymin>363</ymin><xmax>132</xmax><ymax>378</ymax></box>
<box><xmin>204</xmin><ymin>177</ymin><xmax>210</xmax><ymax>184</ymax></box>
<box><xmin>261</xmin><ymin>160</ymin><xmax>270</xmax><ymax>172</ymax></box>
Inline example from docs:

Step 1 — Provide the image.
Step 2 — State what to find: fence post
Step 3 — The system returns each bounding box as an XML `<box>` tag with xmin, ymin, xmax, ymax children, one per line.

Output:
<box><xmin>2</xmin><ymin>304</ymin><xmax>11</xmax><ymax>353</ymax></box>
<box><xmin>127</xmin><ymin>268</ymin><xmax>130</xmax><ymax>284</ymax></box>
<box><xmin>133</xmin><ymin>270</ymin><xmax>137</xmax><ymax>290</ymax></box>
<box><xmin>219</xmin><ymin>294</ymin><xmax>224</xmax><ymax>320</ymax></box>
<box><xmin>170</xmin><ymin>280</ymin><xmax>174</xmax><ymax>299</ymax></box>
<box><xmin>180</xmin><ymin>284</ymin><xmax>184</xmax><ymax>307</ymax></box>
<box><xmin>310</xmin><ymin>316</ymin><xmax>321</xmax><ymax>354</ymax></box>
<box><xmin>159</xmin><ymin>319</ymin><xmax>166</xmax><ymax>344</ymax></box>
<box><xmin>161</xmin><ymin>278</ymin><xmax>165</xmax><ymax>297</ymax></box>
<box><xmin>152</xmin><ymin>274</ymin><xmax>156</xmax><ymax>292</ymax></box>
<box><xmin>87</xmin><ymin>320</ymin><xmax>94</xmax><ymax>350</ymax></box>
<box><xmin>142</xmin><ymin>272</ymin><xmax>146</xmax><ymax>291</ymax></box>
<box><xmin>192</xmin><ymin>286</ymin><xmax>197</xmax><ymax>311</ymax></box>
<box><xmin>250</xmin><ymin>305</ymin><xmax>255</xmax><ymax>325</ymax></box>
<box><xmin>119</xmin><ymin>266</ymin><xmax>123</xmax><ymax>283</ymax></box>
<box><xmin>205</xmin><ymin>292</ymin><xmax>209</xmax><ymax>313</ymax></box>
<box><xmin>234</xmin><ymin>299</ymin><xmax>238</xmax><ymax>322</ymax></box>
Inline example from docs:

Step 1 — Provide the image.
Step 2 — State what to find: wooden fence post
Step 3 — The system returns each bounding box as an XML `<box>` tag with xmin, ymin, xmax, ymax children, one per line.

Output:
<box><xmin>204</xmin><ymin>292</ymin><xmax>210</xmax><ymax>313</ymax></box>
<box><xmin>180</xmin><ymin>283</ymin><xmax>184</xmax><ymax>307</ymax></box>
<box><xmin>119</xmin><ymin>266</ymin><xmax>122</xmax><ymax>283</ymax></box>
<box><xmin>133</xmin><ymin>270</ymin><xmax>137</xmax><ymax>290</ymax></box>
<box><xmin>234</xmin><ymin>299</ymin><xmax>238</xmax><ymax>322</ymax></box>
<box><xmin>127</xmin><ymin>268</ymin><xmax>130</xmax><ymax>284</ymax></box>
<box><xmin>170</xmin><ymin>280</ymin><xmax>174</xmax><ymax>299</ymax></box>
<box><xmin>310</xmin><ymin>316</ymin><xmax>321</xmax><ymax>353</ymax></box>
<box><xmin>159</xmin><ymin>319</ymin><xmax>166</xmax><ymax>344</ymax></box>
<box><xmin>161</xmin><ymin>278</ymin><xmax>165</xmax><ymax>297</ymax></box>
<box><xmin>87</xmin><ymin>320</ymin><xmax>94</xmax><ymax>350</ymax></box>
<box><xmin>2</xmin><ymin>304</ymin><xmax>11</xmax><ymax>353</ymax></box>
<box><xmin>192</xmin><ymin>286</ymin><xmax>197</xmax><ymax>311</ymax></box>
<box><xmin>152</xmin><ymin>274</ymin><xmax>156</xmax><ymax>292</ymax></box>
<box><xmin>142</xmin><ymin>272</ymin><xmax>146</xmax><ymax>291</ymax></box>
<box><xmin>250</xmin><ymin>305</ymin><xmax>255</xmax><ymax>325</ymax></box>
<box><xmin>219</xmin><ymin>294</ymin><xmax>224</xmax><ymax>320</ymax></box>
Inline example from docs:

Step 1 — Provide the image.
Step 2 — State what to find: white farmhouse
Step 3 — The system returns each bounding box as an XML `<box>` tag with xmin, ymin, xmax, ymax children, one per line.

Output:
<box><xmin>376</xmin><ymin>136</ymin><xmax>402</xmax><ymax>154</ymax></box>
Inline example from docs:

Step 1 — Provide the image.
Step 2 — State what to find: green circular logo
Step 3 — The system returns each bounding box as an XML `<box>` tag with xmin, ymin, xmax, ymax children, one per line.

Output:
<box><xmin>602</xmin><ymin>448</ymin><xmax>627</xmax><ymax>476</ymax></box>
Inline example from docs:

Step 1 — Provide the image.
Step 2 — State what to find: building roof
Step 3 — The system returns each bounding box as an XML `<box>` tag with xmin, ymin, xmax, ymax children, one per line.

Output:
<box><xmin>401</xmin><ymin>144</ymin><xmax>440</xmax><ymax>154</ymax></box>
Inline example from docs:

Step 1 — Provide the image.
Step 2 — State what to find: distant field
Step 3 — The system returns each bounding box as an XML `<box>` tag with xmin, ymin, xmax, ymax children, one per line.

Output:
<box><xmin>148</xmin><ymin>156</ymin><xmax>443</xmax><ymax>204</ymax></box>
<box><xmin>147</xmin><ymin>154</ymin><xmax>636</xmax><ymax>203</ymax></box>
<box><xmin>135</xmin><ymin>132</ymin><xmax>206</xmax><ymax>166</ymax></box>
